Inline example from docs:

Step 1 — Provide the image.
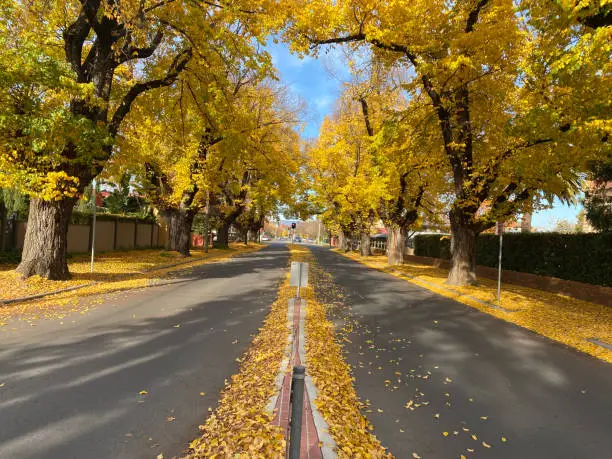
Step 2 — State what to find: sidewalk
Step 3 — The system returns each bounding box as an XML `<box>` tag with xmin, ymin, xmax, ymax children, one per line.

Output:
<box><xmin>339</xmin><ymin>251</ymin><xmax>612</xmax><ymax>363</ymax></box>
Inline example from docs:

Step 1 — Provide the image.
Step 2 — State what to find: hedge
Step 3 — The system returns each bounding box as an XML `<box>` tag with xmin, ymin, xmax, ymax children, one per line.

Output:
<box><xmin>414</xmin><ymin>232</ymin><xmax>612</xmax><ymax>287</ymax></box>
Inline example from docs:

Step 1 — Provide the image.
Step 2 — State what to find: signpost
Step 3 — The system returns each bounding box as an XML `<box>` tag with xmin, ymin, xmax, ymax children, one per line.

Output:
<box><xmin>290</xmin><ymin>261</ymin><xmax>309</xmax><ymax>298</ymax></box>
<box><xmin>90</xmin><ymin>179</ymin><xmax>97</xmax><ymax>273</ymax></box>
<box><xmin>495</xmin><ymin>221</ymin><xmax>503</xmax><ymax>302</ymax></box>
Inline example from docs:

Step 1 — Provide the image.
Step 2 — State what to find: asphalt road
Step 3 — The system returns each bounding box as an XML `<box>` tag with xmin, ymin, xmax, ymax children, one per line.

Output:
<box><xmin>309</xmin><ymin>246</ymin><xmax>612</xmax><ymax>459</ymax></box>
<box><xmin>0</xmin><ymin>243</ymin><xmax>289</xmax><ymax>459</ymax></box>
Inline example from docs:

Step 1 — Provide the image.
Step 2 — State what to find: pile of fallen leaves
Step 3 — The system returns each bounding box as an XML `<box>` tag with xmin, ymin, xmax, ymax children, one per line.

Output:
<box><xmin>340</xmin><ymin>251</ymin><xmax>612</xmax><ymax>363</ymax></box>
<box><xmin>186</xmin><ymin>251</ymin><xmax>296</xmax><ymax>458</ymax></box>
<box><xmin>295</xmin><ymin>245</ymin><xmax>392</xmax><ymax>458</ymax></box>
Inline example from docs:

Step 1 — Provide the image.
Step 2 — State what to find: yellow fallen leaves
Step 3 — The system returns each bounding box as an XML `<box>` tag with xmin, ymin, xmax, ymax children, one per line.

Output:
<box><xmin>0</xmin><ymin>244</ymin><xmax>262</xmax><ymax>325</ymax></box>
<box><xmin>295</xmin><ymin>245</ymin><xmax>391</xmax><ymax>459</ymax></box>
<box><xmin>185</xmin><ymin>250</ymin><xmax>294</xmax><ymax>458</ymax></box>
<box><xmin>340</xmin><ymin>252</ymin><xmax>612</xmax><ymax>363</ymax></box>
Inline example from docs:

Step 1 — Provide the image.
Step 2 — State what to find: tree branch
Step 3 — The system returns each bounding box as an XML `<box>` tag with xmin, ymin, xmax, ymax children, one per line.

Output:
<box><xmin>63</xmin><ymin>1</ymin><xmax>100</xmax><ymax>81</ymax></box>
<box><xmin>109</xmin><ymin>47</ymin><xmax>192</xmax><ymax>136</ymax></box>
<box><xmin>465</xmin><ymin>0</ymin><xmax>490</xmax><ymax>33</ymax></box>
<box><xmin>474</xmin><ymin>137</ymin><xmax>553</xmax><ymax>202</ymax></box>
<box><xmin>114</xmin><ymin>30</ymin><xmax>164</xmax><ymax>65</ymax></box>
<box><xmin>359</xmin><ymin>97</ymin><xmax>374</xmax><ymax>137</ymax></box>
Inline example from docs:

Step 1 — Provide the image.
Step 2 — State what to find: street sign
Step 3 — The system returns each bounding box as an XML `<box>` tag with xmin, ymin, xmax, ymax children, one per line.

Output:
<box><xmin>495</xmin><ymin>221</ymin><xmax>504</xmax><ymax>235</ymax></box>
<box><xmin>290</xmin><ymin>262</ymin><xmax>309</xmax><ymax>288</ymax></box>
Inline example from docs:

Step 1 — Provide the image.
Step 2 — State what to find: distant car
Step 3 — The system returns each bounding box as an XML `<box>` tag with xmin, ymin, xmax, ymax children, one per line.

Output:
<box><xmin>261</xmin><ymin>236</ymin><xmax>270</xmax><ymax>241</ymax></box>
<box><xmin>294</xmin><ymin>236</ymin><xmax>302</xmax><ymax>243</ymax></box>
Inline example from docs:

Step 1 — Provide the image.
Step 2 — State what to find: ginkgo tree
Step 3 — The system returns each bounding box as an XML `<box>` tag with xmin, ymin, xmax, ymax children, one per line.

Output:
<box><xmin>210</xmin><ymin>84</ymin><xmax>302</xmax><ymax>247</ymax></box>
<box><xmin>0</xmin><ymin>0</ymin><xmax>280</xmax><ymax>279</ymax></box>
<box><xmin>307</xmin><ymin>92</ymin><xmax>389</xmax><ymax>256</ymax></box>
<box><xmin>116</xmin><ymin>26</ymin><xmax>273</xmax><ymax>255</ymax></box>
<box><xmin>119</xmin><ymin>65</ymin><xmax>302</xmax><ymax>254</ymax></box>
<box><xmin>285</xmin><ymin>0</ymin><xmax>610</xmax><ymax>285</ymax></box>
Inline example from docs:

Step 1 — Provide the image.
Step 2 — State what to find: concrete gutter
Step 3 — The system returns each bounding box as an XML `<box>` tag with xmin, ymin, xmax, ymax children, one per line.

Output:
<box><xmin>0</xmin><ymin>282</ymin><xmax>98</xmax><ymax>306</ymax></box>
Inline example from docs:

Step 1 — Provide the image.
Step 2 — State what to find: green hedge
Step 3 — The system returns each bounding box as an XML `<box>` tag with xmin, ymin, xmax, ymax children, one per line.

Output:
<box><xmin>414</xmin><ymin>232</ymin><xmax>612</xmax><ymax>287</ymax></box>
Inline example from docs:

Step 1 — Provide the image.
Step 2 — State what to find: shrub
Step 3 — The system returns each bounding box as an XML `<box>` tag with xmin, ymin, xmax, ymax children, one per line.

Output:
<box><xmin>414</xmin><ymin>232</ymin><xmax>612</xmax><ymax>286</ymax></box>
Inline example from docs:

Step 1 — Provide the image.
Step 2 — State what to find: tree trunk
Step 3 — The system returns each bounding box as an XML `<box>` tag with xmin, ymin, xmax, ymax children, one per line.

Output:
<box><xmin>359</xmin><ymin>231</ymin><xmax>372</xmax><ymax>256</ymax></box>
<box><xmin>243</xmin><ymin>230</ymin><xmax>248</xmax><ymax>246</ymax></box>
<box><xmin>447</xmin><ymin>216</ymin><xmax>478</xmax><ymax>286</ymax></box>
<box><xmin>164</xmin><ymin>209</ymin><xmax>194</xmax><ymax>256</ymax></box>
<box><xmin>16</xmin><ymin>197</ymin><xmax>76</xmax><ymax>280</ymax></box>
<box><xmin>338</xmin><ymin>231</ymin><xmax>348</xmax><ymax>251</ymax></box>
<box><xmin>387</xmin><ymin>226</ymin><xmax>405</xmax><ymax>265</ymax></box>
<box><xmin>216</xmin><ymin>223</ymin><xmax>230</xmax><ymax>248</ymax></box>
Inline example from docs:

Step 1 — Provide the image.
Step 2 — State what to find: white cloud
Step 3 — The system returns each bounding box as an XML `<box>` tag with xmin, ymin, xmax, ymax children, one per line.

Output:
<box><xmin>313</xmin><ymin>95</ymin><xmax>333</xmax><ymax>111</ymax></box>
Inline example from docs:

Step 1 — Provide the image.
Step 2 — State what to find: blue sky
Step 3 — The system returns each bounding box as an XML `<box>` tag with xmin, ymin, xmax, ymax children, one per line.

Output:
<box><xmin>268</xmin><ymin>42</ymin><xmax>583</xmax><ymax>229</ymax></box>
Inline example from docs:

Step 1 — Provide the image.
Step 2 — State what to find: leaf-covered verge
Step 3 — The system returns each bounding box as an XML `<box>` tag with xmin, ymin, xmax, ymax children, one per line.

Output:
<box><xmin>185</xmin><ymin>247</ymin><xmax>305</xmax><ymax>458</ymax></box>
<box><xmin>340</xmin><ymin>251</ymin><xmax>612</xmax><ymax>363</ymax></box>
<box><xmin>0</xmin><ymin>244</ymin><xmax>262</xmax><ymax>327</ymax></box>
<box><xmin>293</xmin><ymin>245</ymin><xmax>392</xmax><ymax>458</ymax></box>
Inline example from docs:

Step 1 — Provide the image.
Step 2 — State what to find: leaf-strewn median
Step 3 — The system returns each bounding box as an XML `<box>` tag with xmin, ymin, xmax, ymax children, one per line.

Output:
<box><xmin>185</xmin><ymin>247</ymin><xmax>298</xmax><ymax>458</ymax></box>
<box><xmin>296</xmin><ymin>245</ymin><xmax>392</xmax><ymax>458</ymax></box>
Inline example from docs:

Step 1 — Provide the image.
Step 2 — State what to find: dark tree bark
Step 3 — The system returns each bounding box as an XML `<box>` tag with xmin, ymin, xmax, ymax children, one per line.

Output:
<box><xmin>447</xmin><ymin>210</ymin><xmax>478</xmax><ymax>285</ymax></box>
<box><xmin>359</xmin><ymin>230</ymin><xmax>372</xmax><ymax>256</ymax></box>
<box><xmin>164</xmin><ymin>209</ymin><xmax>195</xmax><ymax>256</ymax></box>
<box><xmin>386</xmin><ymin>226</ymin><xmax>406</xmax><ymax>265</ymax></box>
<box><xmin>338</xmin><ymin>231</ymin><xmax>349</xmax><ymax>251</ymax></box>
<box><xmin>16</xmin><ymin>2</ymin><xmax>193</xmax><ymax>280</ymax></box>
<box><xmin>215</xmin><ymin>222</ymin><xmax>231</xmax><ymax>248</ymax></box>
<box><xmin>16</xmin><ymin>197</ymin><xmax>76</xmax><ymax>280</ymax></box>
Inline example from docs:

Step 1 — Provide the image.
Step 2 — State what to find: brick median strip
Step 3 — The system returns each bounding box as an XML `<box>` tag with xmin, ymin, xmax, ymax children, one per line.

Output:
<box><xmin>268</xmin><ymin>298</ymin><xmax>336</xmax><ymax>458</ymax></box>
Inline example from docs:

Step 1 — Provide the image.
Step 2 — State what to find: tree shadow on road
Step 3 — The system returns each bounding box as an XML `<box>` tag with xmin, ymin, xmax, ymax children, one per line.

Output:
<box><xmin>309</xmin><ymin>246</ymin><xmax>612</xmax><ymax>459</ymax></box>
<box><xmin>0</xmin><ymin>245</ymin><xmax>290</xmax><ymax>459</ymax></box>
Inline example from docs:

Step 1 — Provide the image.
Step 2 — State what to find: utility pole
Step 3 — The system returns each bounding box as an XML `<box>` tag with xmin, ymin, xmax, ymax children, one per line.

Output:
<box><xmin>495</xmin><ymin>221</ymin><xmax>504</xmax><ymax>302</ymax></box>
<box><xmin>90</xmin><ymin>179</ymin><xmax>97</xmax><ymax>273</ymax></box>
<box><xmin>204</xmin><ymin>191</ymin><xmax>210</xmax><ymax>253</ymax></box>
<box><xmin>317</xmin><ymin>218</ymin><xmax>321</xmax><ymax>245</ymax></box>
